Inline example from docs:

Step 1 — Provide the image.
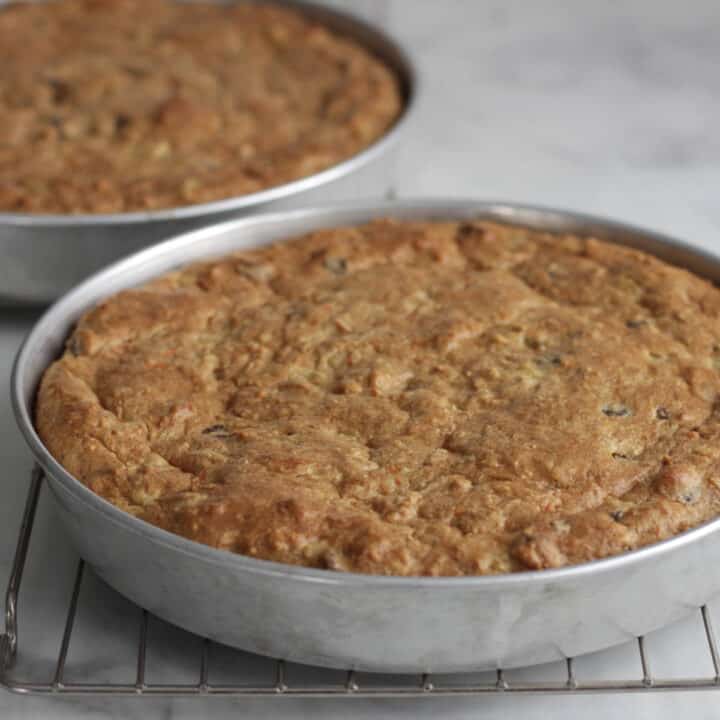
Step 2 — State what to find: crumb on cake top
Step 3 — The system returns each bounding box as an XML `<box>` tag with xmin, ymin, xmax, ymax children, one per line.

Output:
<box><xmin>36</xmin><ymin>219</ymin><xmax>720</xmax><ymax>575</ymax></box>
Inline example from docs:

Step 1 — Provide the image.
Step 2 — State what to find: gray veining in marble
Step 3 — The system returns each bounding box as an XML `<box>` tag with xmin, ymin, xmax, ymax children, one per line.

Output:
<box><xmin>2</xmin><ymin>0</ymin><xmax>720</xmax><ymax>717</ymax></box>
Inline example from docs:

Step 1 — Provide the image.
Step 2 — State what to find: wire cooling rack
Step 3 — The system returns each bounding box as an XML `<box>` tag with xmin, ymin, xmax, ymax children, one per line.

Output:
<box><xmin>3</xmin><ymin>467</ymin><xmax>720</xmax><ymax>698</ymax></box>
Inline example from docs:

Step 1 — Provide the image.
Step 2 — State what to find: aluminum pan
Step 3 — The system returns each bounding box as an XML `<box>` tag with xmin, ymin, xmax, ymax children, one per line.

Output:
<box><xmin>0</xmin><ymin>0</ymin><xmax>417</xmax><ymax>302</ymax></box>
<box><xmin>12</xmin><ymin>200</ymin><xmax>720</xmax><ymax>672</ymax></box>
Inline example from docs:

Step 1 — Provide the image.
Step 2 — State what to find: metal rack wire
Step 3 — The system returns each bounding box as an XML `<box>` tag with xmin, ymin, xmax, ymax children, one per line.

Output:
<box><xmin>3</xmin><ymin>466</ymin><xmax>720</xmax><ymax>698</ymax></box>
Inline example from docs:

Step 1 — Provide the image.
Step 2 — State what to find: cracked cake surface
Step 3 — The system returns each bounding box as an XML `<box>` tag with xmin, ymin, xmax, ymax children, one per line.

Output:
<box><xmin>0</xmin><ymin>0</ymin><xmax>402</xmax><ymax>213</ymax></box>
<box><xmin>36</xmin><ymin>219</ymin><xmax>720</xmax><ymax>575</ymax></box>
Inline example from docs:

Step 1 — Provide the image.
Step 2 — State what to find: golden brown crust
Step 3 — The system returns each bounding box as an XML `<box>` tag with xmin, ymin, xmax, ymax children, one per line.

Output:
<box><xmin>36</xmin><ymin>219</ymin><xmax>720</xmax><ymax>575</ymax></box>
<box><xmin>0</xmin><ymin>0</ymin><xmax>401</xmax><ymax>213</ymax></box>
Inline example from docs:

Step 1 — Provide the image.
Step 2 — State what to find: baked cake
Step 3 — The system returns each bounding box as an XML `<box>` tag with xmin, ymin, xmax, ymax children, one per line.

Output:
<box><xmin>36</xmin><ymin>219</ymin><xmax>720</xmax><ymax>575</ymax></box>
<box><xmin>0</xmin><ymin>0</ymin><xmax>402</xmax><ymax>213</ymax></box>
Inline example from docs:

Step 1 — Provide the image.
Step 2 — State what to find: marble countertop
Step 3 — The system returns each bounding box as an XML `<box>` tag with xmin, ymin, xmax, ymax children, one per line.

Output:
<box><xmin>2</xmin><ymin>0</ymin><xmax>720</xmax><ymax>717</ymax></box>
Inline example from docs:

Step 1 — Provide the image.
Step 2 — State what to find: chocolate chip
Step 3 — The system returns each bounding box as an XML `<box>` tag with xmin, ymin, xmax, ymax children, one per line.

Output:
<box><xmin>114</xmin><ymin>113</ymin><xmax>132</xmax><ymax>133</ymax></box>
<box><xmin>47</xmin><ymin>78</ymin><xmax>70</xmax><ymax>103</ymax></box>
<box><xmin>609</xmin><ymin>510</ymin><xmax>624</xmax><ymax>522</ymax></box>
<box><xmin>202</xmin><ymin>424</ymin><xmax>232</xmax><ymax>437</ymax></box>
<box><xmin>535</xmin><ymin>353</ymin><xmax>562</xmax><ymax>367</ymax></box>
<box><xmin>67</xmin><ymin>335</ymin><xmax>83</xmax><ymax>356</ymax></box>
<box><xmin>612</xmin><ymin>452</ymin><xmax>630</xmax><ymax>460</ymax></box>
<box><xmin>626</xmin><ymin>319</ymin><xmax>646</xmax><ymax>329</ymax></box>
<box><xmin>456</xmin><ymin>223</ymin><xmax>484</xmax><ymax>239</ymax></box>
<box><xmin>603</xmin><ymin>404</ymin><xmax>631</xmax><ymax>417</ymax></box>
<box><xmin>656</xmin><ymin>407</ymin><xmax>670</xmax><ymax>420</ymax></box>
<box><xmin>324</xmin><ymin>257</ymin><xmax>347</xmax><ymax>275</ymax></box>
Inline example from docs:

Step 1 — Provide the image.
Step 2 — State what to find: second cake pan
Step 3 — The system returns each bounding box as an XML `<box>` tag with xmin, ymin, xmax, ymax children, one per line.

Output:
<box><xmin>0</xmin><ymin>0</ymin><xmax>416</xmax><ymax>303</ymax></box>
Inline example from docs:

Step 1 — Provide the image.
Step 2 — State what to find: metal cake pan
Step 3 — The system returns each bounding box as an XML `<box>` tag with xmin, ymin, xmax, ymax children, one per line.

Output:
<box><xmin>0</xmin><ymin>0</ymin><xmax>416</xmax><ymax>304</ymax></box>
<box><xmin>12</xmin><ymin>200</ymin><xmax>720</xmax><ymax>673</ymax></box>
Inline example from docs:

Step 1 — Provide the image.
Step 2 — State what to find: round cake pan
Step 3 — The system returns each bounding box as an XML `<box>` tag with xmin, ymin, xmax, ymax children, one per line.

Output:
<box><xmin>12</xmin><ymin>200</ymin><xmax>720</xmax><ymax>673</ymax></box>
<box><xmin>0</xmin><ymin>0</ymin><xmax>416</xmax><ymax>304</ymax></box>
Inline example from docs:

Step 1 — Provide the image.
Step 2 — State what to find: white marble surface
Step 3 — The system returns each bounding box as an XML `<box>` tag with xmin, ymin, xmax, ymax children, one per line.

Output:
<box><xmin>3</xmin><ymin>0</ymin><xmax>720</xmax><ymax>716</ymax></box>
